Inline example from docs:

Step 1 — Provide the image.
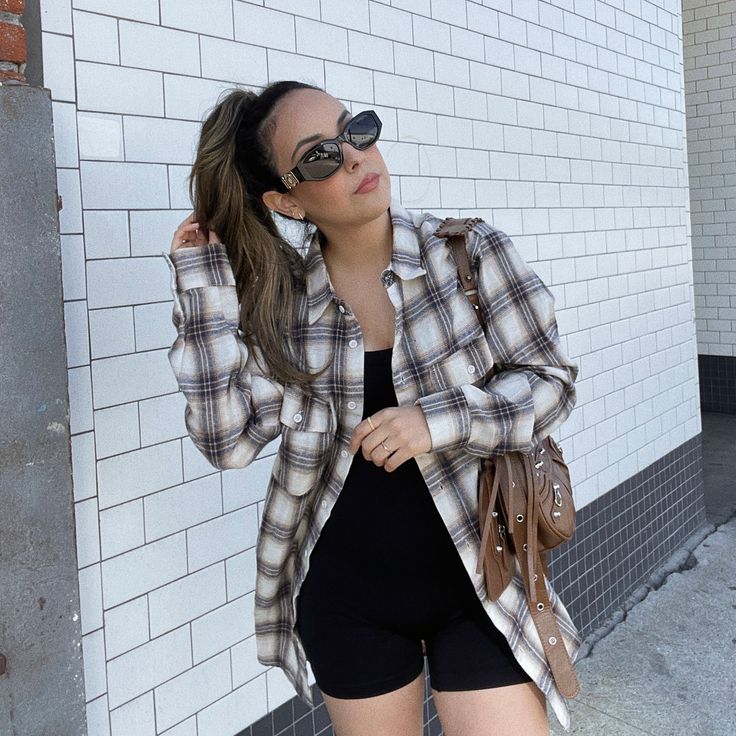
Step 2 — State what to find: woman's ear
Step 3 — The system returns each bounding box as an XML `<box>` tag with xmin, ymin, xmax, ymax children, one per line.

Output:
<box><xmin>262</xmin><ymin>189</ymin><xmax>304</xmax><ymax>221</ymax></box>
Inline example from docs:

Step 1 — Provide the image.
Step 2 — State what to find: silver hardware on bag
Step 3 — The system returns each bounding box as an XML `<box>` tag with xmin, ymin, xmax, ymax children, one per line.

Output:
<box><xmin>549</xmin><ymin>636</ymin><xmax>557</xmax><ymax>645</ymax></box>
<box><xmin>516</xmin><ymin>514</ymin><xmax>524</xmax><ymax>522</ymax></box>
<box><xmin>537</xmin><ymin>602</ymin><xmax>544</xmax><ymax>611</ymax></box>
<box><xmin>554</xmin><ymin>487</ymin><xmax>563</xmax><ymax>506</ymax></box>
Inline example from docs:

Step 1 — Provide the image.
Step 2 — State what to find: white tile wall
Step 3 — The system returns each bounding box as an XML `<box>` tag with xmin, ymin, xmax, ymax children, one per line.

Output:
<box><xmin>199</xmin><ymin>36</ymin><xmax>267</xmax><ymax>84</ymax></box>
<box><xmin>52</xmin><ymin>102</ymin><xmax>79</xmax><ymax>167</ymax></box>
<box><xmin>154</xmin><ymin>651</ymin><xmax>231</xmax><ymax>732</ymax></box>
<box><xmin>109</xmin><ymin>693</ymin><xmax>157</xmax><ymax>736</ymax></box>
<box><xmin>160</xmin><ymin>0</ymin><xmax>233</xmax><ymax>38</ymax></box>
<box><xmin>77</xmin><ymin>62</ymin><xmax>164</xmax><ymax>116</ymax></box>
<box><xmin>60</xmin><ymin>234</ymin><xmax>87</xmax><ymax>299</ymax></box>
<box><xmin>148</xmin><ymin>563</ymin><xmax>227</xmax><ymax>638</ymax></box>
<box><xmin>78</xmin><ymin>113</ymin><xmax>124</xmax><ymax>161</ymax></box>
<box><xmin>40</xmin><ymin>0</ymin><xmax>698</xmax><ymax>732</ymax></box>
<box><xmin>683</xmin><ymin>0</ymin><xmax>736</xmax><ymax>356</ymax></box>
<box><xmin>104</xmin><ymin>595</ymin><xmax>150</xmax><ymax>659</ymax></box>
<box><xmin>195</xmin><ymin>678</ymin><xmax>268</xmax><ymax>736</ymax></box>
<box><xmin>73</xmin><ymin>10</ymin><xmax>119</xmax><ymax>64</ymax></box>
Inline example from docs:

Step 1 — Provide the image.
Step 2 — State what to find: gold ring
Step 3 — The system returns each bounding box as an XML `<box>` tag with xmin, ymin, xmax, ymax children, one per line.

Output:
<box><xmin>367</xmin><ymin>416</ymin><xmax>375</xmax><ymax>431</ymax></box>
<box><xmin>381</xmin><ymin>441</ymin><xmax>390</xmax><ymax>452</ymax></box>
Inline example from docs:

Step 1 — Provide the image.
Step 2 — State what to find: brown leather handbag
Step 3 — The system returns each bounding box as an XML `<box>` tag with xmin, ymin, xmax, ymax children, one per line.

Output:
<box><xmin>433</xmin><ymin>216</ymin><xmax>581</xmax><ymax>698</ymax></box>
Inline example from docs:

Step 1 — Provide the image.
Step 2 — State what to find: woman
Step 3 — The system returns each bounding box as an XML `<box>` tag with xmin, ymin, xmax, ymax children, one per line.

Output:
<box><xmin>163</xmin><ymin>80</ymin><xmax>582</xmax><ymax>736</ymax></box>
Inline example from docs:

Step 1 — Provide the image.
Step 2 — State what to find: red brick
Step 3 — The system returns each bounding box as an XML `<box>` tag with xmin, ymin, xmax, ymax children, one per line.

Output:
<box><xmin>0</xmin><ymin>69</ymin><xmax>26</xmax><ymax>83</ymax></box>
<box><xmin>0</xmin><ymin>0</ymin><xmax>25</xmax><ymax>14</ymax></box>
<box><xmin>0</xmin><ymin>21</ymin><xmax>25</xmax><ymax>64</ymax></box>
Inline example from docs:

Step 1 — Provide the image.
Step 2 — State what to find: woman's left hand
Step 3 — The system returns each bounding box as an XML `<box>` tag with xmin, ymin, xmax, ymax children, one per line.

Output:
<box><xmin>348</xmin><ymin>406</ymin><xmax>432</xmax><ymax>472</ymax></box>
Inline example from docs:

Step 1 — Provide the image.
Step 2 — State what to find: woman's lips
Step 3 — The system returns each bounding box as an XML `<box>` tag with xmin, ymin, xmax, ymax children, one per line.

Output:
<box><xmin>355</xmin><ymin>173</ymin><xmax>380</xmax><ymax>194</ymax></box>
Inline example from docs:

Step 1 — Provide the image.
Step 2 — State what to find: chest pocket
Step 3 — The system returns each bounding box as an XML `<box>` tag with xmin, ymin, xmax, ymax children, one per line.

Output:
<box><xmin>428</xmin><ymin>332</ymin><xmax>497</xmax><ymax>392</ymax></box>
<box><xmin>272</xmin><ymin>386</ymin><xmax>336</xmax><ymax>495</ymax></box>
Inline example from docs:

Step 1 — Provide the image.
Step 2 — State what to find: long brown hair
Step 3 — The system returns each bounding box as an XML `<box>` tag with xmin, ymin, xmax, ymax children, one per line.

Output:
<box><xmin>189</xmin><ymin>81</ymin><xmax>329</xmax><ymax>386</ymax></box>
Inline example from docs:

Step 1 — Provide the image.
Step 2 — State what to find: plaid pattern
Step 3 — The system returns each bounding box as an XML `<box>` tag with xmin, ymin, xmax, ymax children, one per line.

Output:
<box><xmin>162</xmin><ymin>198</ymin><xmax>582</xmax><ymax>731</ymax></box>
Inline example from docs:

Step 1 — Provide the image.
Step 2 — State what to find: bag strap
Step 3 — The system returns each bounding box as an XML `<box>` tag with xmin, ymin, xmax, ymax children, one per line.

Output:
<box><xmin>433</xmin><ymin>215</ymin><xmax>581</xmax><ymax>699</ymax></box>
<box><xmin>433</xmin><ymin>217</ymin><xmax>486</xmax><ymax>331</ymax></box>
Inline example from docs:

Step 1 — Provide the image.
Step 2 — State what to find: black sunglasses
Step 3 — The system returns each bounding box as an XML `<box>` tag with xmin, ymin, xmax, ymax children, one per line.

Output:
<box><xmin>278</xmin><ymin>110</ymin><xmax>382</xmax><ymax>191</ymax></box>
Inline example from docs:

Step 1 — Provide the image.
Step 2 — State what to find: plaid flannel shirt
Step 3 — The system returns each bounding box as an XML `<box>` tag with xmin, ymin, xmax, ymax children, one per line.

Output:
<box><xmin>161</xmin><ymin>198</ymin><xmax>582</xmax><ymax>731</ymax></box>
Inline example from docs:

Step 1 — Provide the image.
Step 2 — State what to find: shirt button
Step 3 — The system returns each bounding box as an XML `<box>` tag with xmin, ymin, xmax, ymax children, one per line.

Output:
<box><xmin>467</xmin><ymin>365</ymin><xmax>476</xmax><ymax>374</ymax></box>
<box><xmin>465</xmin><ymin>540</ymin><xmax>472</xmax><ymax>549</ymax></box>
<box><xmin>348</xmin><ymin>339</ymin><xmax>358</xmax><ymax>348</ymax></box>
<box><xmin>321</xmin><ymin>500</ymin><xmax>328</xmax><ymax>508</ymax></box>
<box><xmin>293</xmin><ymin>413</ymin><xmax>303</xmax><ymax>423</ymax></box>
<box><xmin>347</xmin><ymin>401</ymin><xmax>357</xmax><ymax>410</ymax></box>
<box><xmin>340</xmin><ymin>449</ymin><xmax>348</xmax><ymax>458</ymax></box>
<box><xmin>338</xmin><ymin>305</ymin><xmax>346</xmax><ymax>314</ymax></box>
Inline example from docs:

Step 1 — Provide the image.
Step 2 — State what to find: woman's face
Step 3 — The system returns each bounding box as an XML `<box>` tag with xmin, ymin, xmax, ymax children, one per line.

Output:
<box><xmin>262</xmin><ymin>89</ymin><xmax>391</xmax><ymax>231</ymax></box>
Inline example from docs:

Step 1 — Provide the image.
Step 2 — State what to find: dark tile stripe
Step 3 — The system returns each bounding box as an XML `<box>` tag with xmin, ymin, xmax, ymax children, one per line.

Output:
<box><xmin>699</xmin><ymin>354</ymin><xmax>736</xmax><ymax>413</ymax></box>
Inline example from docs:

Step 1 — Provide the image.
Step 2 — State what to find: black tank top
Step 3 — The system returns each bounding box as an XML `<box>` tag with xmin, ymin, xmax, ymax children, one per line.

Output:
<box><xmin>307</xmin><ymin>347</ymin><xmax>464</xmax><ymax>588</ymax></box>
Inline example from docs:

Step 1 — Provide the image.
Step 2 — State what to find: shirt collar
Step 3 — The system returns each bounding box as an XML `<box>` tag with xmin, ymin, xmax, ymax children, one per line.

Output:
<box><xmin>304</xmin><ymin>197</ymin><xmax>427</xmax><ymax>325</ymax></box>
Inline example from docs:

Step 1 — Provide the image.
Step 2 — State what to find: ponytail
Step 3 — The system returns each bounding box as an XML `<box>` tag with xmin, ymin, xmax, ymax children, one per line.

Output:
<box><xmin>189</xmin><ymin>81</ymin><xmax>328</xmax><ymax>386</ymax></box>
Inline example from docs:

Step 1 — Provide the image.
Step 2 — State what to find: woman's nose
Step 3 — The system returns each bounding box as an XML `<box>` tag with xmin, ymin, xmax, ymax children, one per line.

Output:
<box><xmin>342</xmin><ymin>141</ymin><xmax>367</xmax><ymax>169</ymax></box>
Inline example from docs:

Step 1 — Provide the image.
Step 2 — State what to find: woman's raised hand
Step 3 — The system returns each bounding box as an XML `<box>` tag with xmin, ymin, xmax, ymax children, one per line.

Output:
<box><xmin>170</xmin><ymin>212</ymin><xmax>222</xmax><ymax>254</ymax></box>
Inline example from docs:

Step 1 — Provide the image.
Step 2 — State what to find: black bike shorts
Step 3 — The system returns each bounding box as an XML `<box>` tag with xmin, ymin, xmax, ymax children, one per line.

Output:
<box><xmin>295</xmin><ymin>556</ymin><xmax>533</xmax><ymax>700</ymax></box>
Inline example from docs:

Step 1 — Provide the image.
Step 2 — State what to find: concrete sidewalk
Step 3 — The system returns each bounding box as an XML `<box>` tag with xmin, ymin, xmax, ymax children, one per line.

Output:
<box><xmin>549</xmin><ymin>515</ymin><xmax>736</xmax><ymax>735</ymax></box>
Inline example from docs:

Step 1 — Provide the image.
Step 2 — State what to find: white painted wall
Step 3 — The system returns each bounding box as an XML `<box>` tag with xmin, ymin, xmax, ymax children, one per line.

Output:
<box><xmin>39</xmin><ymin>0</ymin><xmax>698</xmax><ymax>733</ymax></box>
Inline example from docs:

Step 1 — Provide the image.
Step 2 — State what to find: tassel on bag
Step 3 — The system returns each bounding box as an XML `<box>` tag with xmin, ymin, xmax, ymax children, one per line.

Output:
<box><xmin>433</xmin><ymin>216</ymin><xmax>581</xmax><ymax>699</ymax></box>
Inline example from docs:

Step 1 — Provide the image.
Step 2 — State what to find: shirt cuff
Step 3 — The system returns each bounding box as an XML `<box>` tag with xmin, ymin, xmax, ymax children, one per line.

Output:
<box><xmin>161</xmin><ymin>242</ymin><xmax>236</xmax><ymax>291</ymax></box>
<box><xmin>414</xmin><ymin>386</ymin><xmax>473</xmax><ymax>453</ymax></box>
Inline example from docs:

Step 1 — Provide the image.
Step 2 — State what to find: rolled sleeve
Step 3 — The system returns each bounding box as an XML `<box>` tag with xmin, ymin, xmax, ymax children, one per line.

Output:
<box><xmin>165</xmin><ymin>242</ymin><xmax>236</xmax><ymax>290</ymax></box>
<box><xmin>415</xmin><ymin>226</ymin><xmax>578</xmax><ymax>457</ymax></box>
<box><xmin>161</xmin><ymin>245</ymin><xmax>284</xmax><ymax>470</ymax></box>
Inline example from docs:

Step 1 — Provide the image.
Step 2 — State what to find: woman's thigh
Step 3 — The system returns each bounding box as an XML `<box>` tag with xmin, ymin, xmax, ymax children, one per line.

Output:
<box><xmin>296</xmin><ymin>568</ymin><xmax>427</xmax><ymax>733</ymax></box>
<box><xmin>430</xmin><ymin>681</ymin><xmax>549</xmax><ymax>736</ymax></box>
<box><xmin>424</xmin><ymin>598</ymin><xmax>533</xmax><ymax>693</ymax></box>
<box><xmin>322</xmin><ymin>671</ymin><xmax>425</xmax><ymax>736</ymax></box>
<box><xmin>424</xmin><ymin>593</ymin><xmax>548</xmax><ymax>735</ymax></box>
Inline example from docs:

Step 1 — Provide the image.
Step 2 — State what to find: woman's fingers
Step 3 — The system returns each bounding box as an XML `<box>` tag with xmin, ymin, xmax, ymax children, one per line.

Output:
<box><xmin>171</xmin><ymin>219</ymin><xmax>216</xmax><ymax>253</ymax></box>
<box><xmin>171</xmin><ymin>221</ymin><xmax>197</xmax><ymax>251</ymax></box>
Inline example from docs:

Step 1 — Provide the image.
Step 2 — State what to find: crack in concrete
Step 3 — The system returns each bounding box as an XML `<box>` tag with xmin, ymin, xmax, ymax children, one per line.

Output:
<box><xmin>575</xmin><ymin>512</ymin><xmax>734</xmax><ymax>662</ymax></box>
